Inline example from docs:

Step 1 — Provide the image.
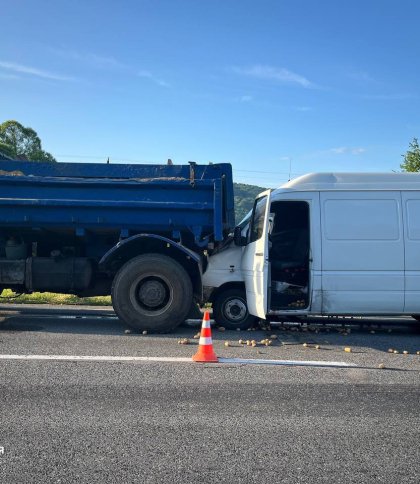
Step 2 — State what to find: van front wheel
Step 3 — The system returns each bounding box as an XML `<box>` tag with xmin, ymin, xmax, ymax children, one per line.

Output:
<box><xmin>213</xmin><ymin>287</ymin><xmax>258</xmax><ymax>330</ymax></box>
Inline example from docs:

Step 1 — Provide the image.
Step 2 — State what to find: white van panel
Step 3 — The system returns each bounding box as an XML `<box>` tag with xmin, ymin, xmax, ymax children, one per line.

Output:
<box><xmin>402</xmin><ymin>194</ymin><xmax>420</xmax><ymax>312</ymax></box>
<box><xmin>320</xmin><ymin>192</ymin><xmax>404</xmax><ymax>313</ymax></box>
<box><xmin>241</xmin><ymin>191</ymin><xmax>272</xmax><ymax>319</ymax></box>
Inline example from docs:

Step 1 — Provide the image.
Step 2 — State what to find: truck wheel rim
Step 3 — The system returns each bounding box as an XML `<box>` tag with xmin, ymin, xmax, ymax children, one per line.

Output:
<box><xmin>224</xmin><ymin>298</ymin><xmax>247</xmax><ymax>322</ymax></box>
<box><xmin>130</xmin><ymin>275</ymin><xmax>173</xmax><ymax>315</ymax></box>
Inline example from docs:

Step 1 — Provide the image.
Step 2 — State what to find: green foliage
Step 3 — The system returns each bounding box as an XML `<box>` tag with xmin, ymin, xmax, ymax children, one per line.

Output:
<box><xmin>1</xmin><ymin>289</ymin><xmax>111</xmax><ymax>306</ymax></box>
<box><xmin>233</xmin><ymin>182</ymin><xmax>267</xmax><ymax>223</ymax></box>
<box><xmin>0</xmin><ymin>142</ymin><xmax>14</xmax><ymax>158</ymax></box>
<box><xmin>0</xmin><ymin>120</ymin><xmax>56</xmax><ymax>162</ymax></box>
<box><xmin>401</xmin><ymin>138</ymin><xmax>420</xmax><ymax>172</ymax></box>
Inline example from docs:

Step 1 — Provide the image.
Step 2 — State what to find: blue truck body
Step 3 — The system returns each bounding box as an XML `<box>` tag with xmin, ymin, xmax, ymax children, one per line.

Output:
<box><xmin>0</xmin><ymin>160</ymin><xmax>235</xmax><ymax>331</ymax></box>
<box><xmin>0</xmin><ymin>160</ymin><xmax>234</xmax><ymax>244</ymax></box>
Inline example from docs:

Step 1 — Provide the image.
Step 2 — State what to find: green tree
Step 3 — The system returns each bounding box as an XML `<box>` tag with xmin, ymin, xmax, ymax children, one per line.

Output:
<box><xmin>401</xmin><ymin>137</ymin><xmax>420</xmax><ymax>172</ymax></box>
<box><xmin>0</xmin><ymin>142</ymin><xmax>14</xmax><ymax>158</ymax></box>
<box><xmin>233</xmin><ymin>182</ymin><xmax>267</xmax><ymax>223</ymax></box>
<box><xmin>0</xmin><ymin>120</ymin><xmax>56</xmax><ymax>162</ymax></box>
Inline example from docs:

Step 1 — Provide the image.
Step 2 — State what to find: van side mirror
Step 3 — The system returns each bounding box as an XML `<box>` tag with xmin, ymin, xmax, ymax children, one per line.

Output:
<box><xmin>233</xmin><ymin>226</ymin><xmax>247</xmax><ymax>246</ymax></box>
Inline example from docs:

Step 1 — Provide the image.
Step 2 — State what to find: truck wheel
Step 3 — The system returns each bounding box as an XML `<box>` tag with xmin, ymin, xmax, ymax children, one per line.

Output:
<box><xmin>213</xmin><ymin>287</ymin><xmax>258</xmax><ymax>330</ymax></box>
<box><xmin>111</xmin><ymin>254</ymin><xmax>192</xmax><ymax>333</ymax></box>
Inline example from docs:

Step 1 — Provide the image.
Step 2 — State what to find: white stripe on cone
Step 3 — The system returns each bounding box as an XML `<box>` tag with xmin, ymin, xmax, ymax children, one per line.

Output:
<box><xmin>201</xmin><ymin>320</ymin><xmax>211</xmax><ymax>329</ymax></box>
<box><xmin>198</xmin><ymin>336</ymin><xmax>213</xmax><ymax>346</ymax></box>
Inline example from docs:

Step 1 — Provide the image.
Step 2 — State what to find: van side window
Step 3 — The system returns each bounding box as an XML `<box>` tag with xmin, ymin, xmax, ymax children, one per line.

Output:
<box><xmin>250</xmin><ymin>196</ymin><xmax>268</xmax><ymax>242</ymax></box>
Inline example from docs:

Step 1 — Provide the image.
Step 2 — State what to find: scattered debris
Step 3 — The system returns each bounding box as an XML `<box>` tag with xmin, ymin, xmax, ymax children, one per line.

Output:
<box><xmin>315</xmin><ymin>345</ymin><xmax>320</xmax><ymax>350</ymax></box>
<box><xmin>178</xmin><ymin>338</ymin><xmax>190</xmax><ymax>345</ymax></box>
<box><xmin>403</xmin><ymin>350</ymin><xmax>409</xmax><ymax>355</ymax></box>
<box><xmin>344</xmin><ymin>347</ymin><xmax>352</xmax><ymax>353</ymax></box>
<box><xmin>302</xmin><ymin>343</ymin><xmax>308</xmax><ymax>348</ymax></box>
<box><xmin>393</xmin><ymin>350</ymin><xmax>399</xmax><ymax>354</ymax></box>
<box><xmin>224</xmin><ymin>341</ymin><xmax>230</xmax><ymax>347</ymax></box>
<box><xmin>288</xmin><ymin>299</ymin><xmax>306</xmax><ymax>308</ymax></box>
<box><xmin>124</xmin><ymin>329</ymin><xmax>131</xmax><ymax>334</ymax></box>
<box><xmin>142</xmin><ymin>330</ymin><xmax>148</xmax><ymax>335</ymax></box>
<box><xmin>238</xmin><ymin>339</ymin><xmax>244</xmax><ymax>344</ymax></box>
<box><xmin>218</xmin><ymin>326</ymin><xmax>226</xmax><ymax>332</ymax></box>
<box><xmin>378</xmin><ymin>363</ymin><xmax>385</xmax><ymax>369</ymax></box>
<box><xmin>193</xmin><ymin>332</ymin><xmax>201</xmax><ymax>339</ymax></box>
<box><xmin>387</xmin><ymin>348</ymin><xmax>394</xmax><ymax>353</ymax></box>
<box><xmin>270</xmin><ymin>334</ymin><xmax>278</xmax><ymax>340</ymax></box>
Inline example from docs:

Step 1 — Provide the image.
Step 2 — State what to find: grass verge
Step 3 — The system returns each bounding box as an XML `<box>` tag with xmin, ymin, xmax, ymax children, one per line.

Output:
<box><xmin>0</xmin><ymin>289</ymin><xmax>112</xmax><ymax>306</ymax></box>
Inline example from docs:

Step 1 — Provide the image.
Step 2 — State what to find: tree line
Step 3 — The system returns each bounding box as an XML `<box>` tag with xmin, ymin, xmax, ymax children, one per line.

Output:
<box><xmin>0</xmin><ymin>120</ymin><xmax>56</xmax><ymax>162</ymax></box>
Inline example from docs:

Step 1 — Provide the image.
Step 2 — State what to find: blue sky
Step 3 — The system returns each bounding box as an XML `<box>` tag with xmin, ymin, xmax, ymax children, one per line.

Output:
<box><xmin>1</xmin><ymin>0</ymin><xmax>419</xmax><ymax>187</ymax></box>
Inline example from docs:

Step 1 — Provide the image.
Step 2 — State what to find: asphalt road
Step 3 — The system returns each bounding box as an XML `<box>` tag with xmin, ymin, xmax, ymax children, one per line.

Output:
<box><xmin>0</xmin><ymin>307</ymin><xmax>419</xmax><ymax>484</ymax></box>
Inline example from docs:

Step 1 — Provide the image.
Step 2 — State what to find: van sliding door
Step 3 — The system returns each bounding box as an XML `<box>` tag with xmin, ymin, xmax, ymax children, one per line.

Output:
<box><xmin>320</xmin><ymin>192</ymin><xmax>404</xmax><ymax>314</ymax></box>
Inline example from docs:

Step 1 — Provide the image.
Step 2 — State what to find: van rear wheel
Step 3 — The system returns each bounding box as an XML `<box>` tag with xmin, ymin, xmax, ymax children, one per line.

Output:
<box><xmin>112</xmin><ymin>254</ymin><xmax>192</xmax><ymax>333</ymax></box>
<box><xmin>213</xmin><ymin>287</ymin><xmax>258</xmax><ymax>330</ymax></box>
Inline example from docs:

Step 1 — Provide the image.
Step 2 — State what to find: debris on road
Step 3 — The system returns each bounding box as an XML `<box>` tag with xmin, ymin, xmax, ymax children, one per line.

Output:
<box><xmin>178</xmin><ymin>338</ymin><xmax>190</xmax><ymax>345</ymax></box>
<box><xmin>344</xmin><ymin>347</ymin><xmax>352</xmax><ymax>353</ymax></box>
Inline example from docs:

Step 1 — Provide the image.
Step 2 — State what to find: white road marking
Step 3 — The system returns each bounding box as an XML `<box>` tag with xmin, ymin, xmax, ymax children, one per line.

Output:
<box><xmin>0</xmin><ymin>354</ymin><xmax>357</xmax><ymax>367</ymax></box>
<box><xmin>218</xmin><ymin>358</ymin><xmax>357</xmax><ymax>368</ymax></box>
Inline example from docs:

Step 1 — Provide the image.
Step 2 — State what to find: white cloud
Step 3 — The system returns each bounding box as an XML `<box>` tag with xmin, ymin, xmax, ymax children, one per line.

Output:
<box><xmin>0</xmin><ymin>60</ymin><xmax>76</xmax><ymax>81</ymax></box>
<box><xmin>51</xmin><ymin>48</ymin><xmax>127</xmax><ymax>70</ymax></box>
<box><xmin>138</xmin><ymin>70</ymin><xmax>170</xmax><ymax>87</ymax></box>
<box><xmin>232</xmin><ymin>65</ymin><xmax>314</xmax><ymax>88</ymax></box>
<box><xmin>329</xmin><ymin>147</ymin><xmax>366</xmax><ymax>155</ymax></box>
<box><xmin>348</xmin><ymin>70</ymin><xmax>376</xmax><ymax>83</ymax></box>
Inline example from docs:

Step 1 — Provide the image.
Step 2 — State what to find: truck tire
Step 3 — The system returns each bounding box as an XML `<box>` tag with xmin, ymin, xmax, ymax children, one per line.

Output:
<box><xmin>213</xmin><ymin>287</ymin><xmax>258</xmax><ymax>330</ymax></box>
<box><xmin>111</xmin><ymin>254</ymin><xmax>193</xmax><ymax>332</ymax></box>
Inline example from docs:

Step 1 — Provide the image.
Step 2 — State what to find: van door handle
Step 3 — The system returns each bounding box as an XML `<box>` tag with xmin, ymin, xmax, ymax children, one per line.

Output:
<box><xmin>255</xmin><ymin>253</ymin><xmax>263</xmax><ymax>256</ymax></box>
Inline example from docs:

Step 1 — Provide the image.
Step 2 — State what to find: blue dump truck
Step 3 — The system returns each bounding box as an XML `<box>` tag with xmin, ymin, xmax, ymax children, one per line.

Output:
<box><xmin>0</xmin><ymin>160</ymin><xmax>235</xmax><ymax>332</ymax></box>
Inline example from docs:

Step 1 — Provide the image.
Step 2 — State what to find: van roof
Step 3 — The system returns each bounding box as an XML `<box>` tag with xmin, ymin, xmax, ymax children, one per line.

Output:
<box><xmin>280</xmin><ymin>172</ymin><xmax>420</xmax><ymax>191</ymax></box>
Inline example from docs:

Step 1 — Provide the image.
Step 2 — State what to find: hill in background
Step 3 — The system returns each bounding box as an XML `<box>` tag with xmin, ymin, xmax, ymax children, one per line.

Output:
<box><xmin>233</xmin><ymin>182</ymin><xmax>267</xmax><ymax>223</ymax></box>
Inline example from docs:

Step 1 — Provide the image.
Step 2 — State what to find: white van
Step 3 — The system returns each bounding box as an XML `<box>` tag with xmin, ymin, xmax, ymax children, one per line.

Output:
<box><xmin>203</xmin><ymin>172</ymin><xmax>420</xmax><ymax>329</ymax></box>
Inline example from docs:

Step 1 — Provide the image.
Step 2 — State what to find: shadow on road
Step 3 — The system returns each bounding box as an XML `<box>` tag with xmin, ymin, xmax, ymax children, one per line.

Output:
<box><xmin>0</xmin><ymin>306</ymin><xmax>419</xmax><ymax>354</ymax></box>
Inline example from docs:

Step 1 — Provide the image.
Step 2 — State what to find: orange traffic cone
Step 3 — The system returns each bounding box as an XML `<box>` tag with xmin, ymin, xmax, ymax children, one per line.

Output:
<box><xmin>192</xmin><ymin>311</ymin><xmax>218</xmax><ymax>363</ymax></box>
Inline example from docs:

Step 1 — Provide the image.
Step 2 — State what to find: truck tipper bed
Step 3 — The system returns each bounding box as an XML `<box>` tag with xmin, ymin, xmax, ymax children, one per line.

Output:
<box><xmin>0</xmin><ymin>160</ymin><xmax>235</xmax><ymax>332</ymax></box>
